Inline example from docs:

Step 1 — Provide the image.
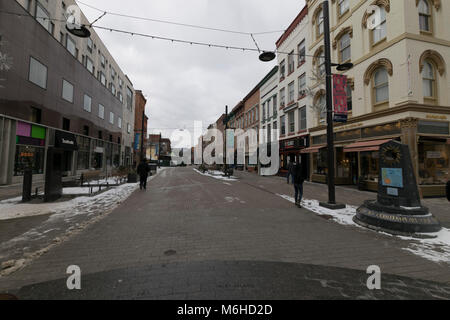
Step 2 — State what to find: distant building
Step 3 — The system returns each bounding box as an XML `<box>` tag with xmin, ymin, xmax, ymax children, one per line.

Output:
<box><xmin>133</xmin><ymin>90</ymin><xmax>148</xmax><ymax>164</ymax></box>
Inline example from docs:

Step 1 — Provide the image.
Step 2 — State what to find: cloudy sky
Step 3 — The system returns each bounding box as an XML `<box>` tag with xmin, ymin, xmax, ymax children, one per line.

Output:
<box><xmin>77</xmin><ymin>0</ymin><xmax>306</xmax><ymax>147</ymax></box>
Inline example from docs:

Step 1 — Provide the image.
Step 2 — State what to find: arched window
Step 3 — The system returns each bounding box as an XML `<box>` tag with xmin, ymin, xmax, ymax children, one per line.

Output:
<box><xmin>372</xmin><ymin>6</ymin><xmax>387</xmax><ymax>45</ymax></box>
<box><xmin>373</xmin><ymin>68</ymin><xmax>389</xmax><ymax>104</ymax></box>
<box><xmin>317</xmin><ymin>8</ymin><xmax>324</xmax><ymax>38</ymax></box>
<box><xmin>339</xmin><ymin>33</ymin><xmax>351</xmax><ymax>63</ymax></box>
<box><xmin>338</xmin><ymin>0</ymin><xmax>350</xmax><ymax>16</ymax></box>
<box><xmin>418</xmin><ymin>0</ymin><xmax>431</xmax><ymax>32</ymax></box>
<box><xmin>422</xmin><ymin>60</ymin><xmax>436</xmax><ymax>100</ymax></box>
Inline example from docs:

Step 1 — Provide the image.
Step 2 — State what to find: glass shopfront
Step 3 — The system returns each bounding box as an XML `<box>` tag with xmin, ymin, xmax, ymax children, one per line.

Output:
<box><xmin>360</xmin><ymin>151</ymin><xmax>380</xmax><ymax>184</ymax></box>
<box><xmin>418</xmin><ymin>138</ymin><xmax>450</xmax><ymax>186</ymax></box>
<box><xmin>14</xmin><ymin>122</ymin><xmax>46</xmax><ymax>176</ymax></box>
<box><xmin>77</xmin><ymin>136</ymin><xmax>91</xmax><ymax>170</ymax></box>
<box><xmin>312</xmin><ymin>148</ymin><xmax>328</xmax><ymax>175</ymax></box>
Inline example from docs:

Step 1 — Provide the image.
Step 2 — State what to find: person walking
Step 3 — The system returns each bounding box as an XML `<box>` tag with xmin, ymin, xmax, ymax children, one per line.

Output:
<box><xmin>287</xmin><ymin>159</ymin><xmax>294</xmax><ymax>184</ymax></box>
<box><xmin>293</xmin><ymin>161</ymin><xmax>306</xmax><ymax>208</ymax></box>
<box><xmin>137</xmin><ymin>159</ymin><xmax>150</xmax><ymax>190</ymax></box>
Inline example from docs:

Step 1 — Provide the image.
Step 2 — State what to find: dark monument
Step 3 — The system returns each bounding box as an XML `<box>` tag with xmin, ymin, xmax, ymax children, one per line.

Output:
<box><xmin>354</xmin><ymin>140</ymin><xmax>441</xmax><ymax>236</ymax></box>
<box><xmin>44</xmin><ymin>147</ymin><xmax>63</xmax><ymax>202</ymax></box>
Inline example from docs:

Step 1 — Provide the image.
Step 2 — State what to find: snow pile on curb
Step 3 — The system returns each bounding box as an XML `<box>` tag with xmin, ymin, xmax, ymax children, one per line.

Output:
<box><xmin>277</xmin><ymin>194</ymin><xmax>450</xmax><ymax>264</ymax></box>
<box><xmin>193</xmin><ymin>168</ymin><xmax>238</xmax><ymax>182</ymax></box>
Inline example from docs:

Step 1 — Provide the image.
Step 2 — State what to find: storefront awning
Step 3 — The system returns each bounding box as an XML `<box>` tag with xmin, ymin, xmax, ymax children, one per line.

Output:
<box><xmin>344</xmin><ymin>139</ymin><xmax>391</xmax><ymax>153</ymax></box>
<box><xmin>301</xmin><ymin>145</ymin><xmax>326</xmax><ymax>154</ymax></box>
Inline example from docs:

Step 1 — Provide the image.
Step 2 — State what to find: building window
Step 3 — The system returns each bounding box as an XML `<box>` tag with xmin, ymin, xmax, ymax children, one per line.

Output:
<box><xmin>86</xmin><ymin>57</ymin><xmax>94</xmax><ymax>74</ymax></box>
<box><xmin>373</xmin><ymin>68</ymin><xmax>389</xmax><ymax>104</ymax></box>
<box><xmin>288</xmin><ymin>81</ymin><xmax>295</xmax><ymax>104</ymax></box>
<box><xmin>298</xmin><ymin>40</ymin><xmax>305</xmax><ymax>64</ymax></box>
<box><xmin>288</xmin><ymin>111</ymin><xmax>295</xmax><ymax>134</ymax></box>
<box><xmin>29</xmin><ymin>57</ymin><xmax>47</xmax><ymax>89</ymax></box>
<box><xmin>119</xmin><ymin>92</ymin><xmax>123</xmax><ymax>103</ymax></box>
<box><xmin>317</xmin><ymin>94</ymin><xmax>326</xmax><ymax>123</ymax></box>
<box><xmin>346</xmin><ymin>85</ymin><xmax>353</xmax><ymax>112</ymax></box>
<box><xmin>127</xmin><ymin>123</ymin><xmax>131</xmax><ymax>134</ymax></box>
<box><xmin>338</xmin><ymin>0</ymin><xmax>349</xmax><ymax>16</ymax></box>
<box><xmin>299</xmin><ymin>106</ymin><xmax>306</xmax><ymax>130</ymax></box>
<box><xmin>30</xmin><ymin>107</ymin><xmax>42</xmax><ymax>123</ymax></box>
<box><xmin>83</xmin><ymin>125</ymin><xmax>89</xmax><ymax>136</ymax></box>
<box><xmin>418</xmin><ymin>0</ymin><xmax>431</xmax><ymax>32</ymax></box>
<box><xmin>118</xmin><ymin>117</ymin><xmax>122</xmax><ymax>128</ymax></box>
<box><xmin>83</xmin><ymin>94</ymin><xmax>92</xmax><ymax>112</ymax></box>
<box><xmin>317</xmin><ymin>8</ymin><xmax>324</xmax><ymax>38</ymax></box>
<box><xmin>272</xmin><ymin>95</ymin><xmax>277</xmax><ymax>113</ymax></box>
<box><xmin>66</xmin><ymin>35</ymin><xmax>77</xmax><ymax>58</ymax></box>
<box><xmin>339</xmin><ymin>33</ymin><xmax>351</xmax><ymax>63</ymax></box>
<box><xmin>422</xmin><ymin>60</ymin><xmax>436</xmax><ymax>100</ymax></box>
<box><xmin>288</xmin><ymin>51</ymin><xmax>295</xmax><ymax>74</ymax></box>
<box><xmin>62</xmin><ymin>79</ymin><xmax>74</xmax><ymax>103</ymax></box>
<box><xmin>35</xmin><ymin>2</ymin><xmax>50</xmax><ymax>32</ymax></box>
<box><xmin>87</xmin><ymin>38</ymin><xmax>93</xmax><ymax>52</ymax></box>
<box><xmin>111</xmin><ymin>83</ymin><xmax>116</xmax><ymax>95</ymax></box>
<box><xmin>63</xmin><ymin>118</ymin><xmax>70</xmax><ymax>131</ymax></box>
<box><xmin>101</xmin><ymin>54</ymin><xmax>106</xmax><ymax>68</ymax></box>
<box><xmin>119</xmin><ymin>78</ymin><xmax>123</xmax><ymax>88</ymax></box>
<box><xmin>98</xmin><ymin>104</ymin><xmax>105</xmax><ymax>119</ymax></box>
<box><xmin>318</xmin><ymin>53</ymin><xmax>325</xmax><ymax>76</ymax></box>
<box><xmin>281</xmin><ymin>115</ymin><xmax>286</xmax><ymax>135</ymax></box>
<box><xmin>280</xmin><ymin>88</ymin><xmax>286</xmax><ymax>107</ymax></box>
<box><xmin>126</xmin><ymin>87</ymin><xmax>133</xmax><ymax>111</ymax></box>
<box><xmin>99</xmin><ymin>72</ymin><xmax>106</xmax><ymax>86</ymax></box>
<box><xmin>372</xmin><ymin>6</ymin><xmax>387</xmax><ymax>45</ymax></box>
<box><xmin>298</xmin><ymin>73</ymin><xmax>306</xmax><ymax>98</ymax></box>
<box><xmin>280</xmin><ymin>60</ymin><xmax>286</xmax><ymax>79</ymax></box>
<box><xmin>109</xmin><ymin>112</ymin><xmax>114</xmax><ymax>125</ymax></box>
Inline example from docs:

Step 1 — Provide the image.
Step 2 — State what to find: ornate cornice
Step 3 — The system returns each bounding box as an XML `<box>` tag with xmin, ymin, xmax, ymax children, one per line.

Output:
<box><xmin>363</xmin><ymin>58</ymin><xmax>393</xmax><ymax>85</ymax></box>
<box><xmin>362</xmin><ymin>0</ymin><xmax>390</xmax><ymax>28</ymax></box>
<box><xmin>419</xmin><ymin>50</ymin><xmax>446</xmax><ymax>76</ymax></box>
<box><xmin>333</xmin><ymin>26</ymin><xmax>353</xmax><ymax>49</ymax></box>
<box><xmin>415</xmin><ymin>0</ymin><xmax>441</xmax><ymax>10</ymax></box>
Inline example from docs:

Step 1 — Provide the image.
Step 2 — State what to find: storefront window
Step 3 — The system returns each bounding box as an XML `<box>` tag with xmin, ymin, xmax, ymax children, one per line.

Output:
<box><xmin>77</xmin><ymin>136</ymin><xmax>90</xmax><ymax>170</ymax></box>
<box><xmin>360</xmin><ymin>151</ymin><xmax>379</xmax><ymax>182</ymax></box>
<box><xmin>336</xmin><ymin>148</ymin><xmax>351</xmax><ymax>178</ymax></box>
<box><xmin>418</xmin><ymin>140</ymin><xmax>450</xmax><ymax>185</ymax></box>
<box><xmin>313</xmin><ymin>149</ymin><xmax>328</xmax><ymax>175</ymax></box>
<box><xmin>14</xmin><ymin>146</ymin><xmax>45</xmax><ymax>176</ymax></box>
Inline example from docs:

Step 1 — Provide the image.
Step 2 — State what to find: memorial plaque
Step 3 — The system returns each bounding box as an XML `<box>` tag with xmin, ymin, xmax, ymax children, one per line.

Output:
<box><xmin>354</xmin><ymin>140</ymin><xmax>441</xmax><ymax>236</ymax></box>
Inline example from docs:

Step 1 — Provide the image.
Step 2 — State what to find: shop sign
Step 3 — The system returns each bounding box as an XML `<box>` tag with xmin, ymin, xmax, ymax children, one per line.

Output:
<box><xmin>55</xmin><ymin>131</ymin><xmax>78</xmax><ymax>151</ymax></box>
<box><xmin>134</xmin><ymin>133</ymin><xmax>141</xmax><ymax>151</ymax></box>
<box><xmin>382</xmin><ymin>168</ymin><xmax>403</xmax><ymax>188</ymax></box>
<box><xmin>94</xmin><ymin>147</ymin><xmax>104</xmax><ymax>153</ymax></box>
<box><xmin>333</xmin><ymin>74</ymin><xmax>348</xmax><ymax>123</ymax></box>
<box><xmin>426</xmin><ymin>151</ymin><xmax>442</xmax><ymax>159</ymax></box>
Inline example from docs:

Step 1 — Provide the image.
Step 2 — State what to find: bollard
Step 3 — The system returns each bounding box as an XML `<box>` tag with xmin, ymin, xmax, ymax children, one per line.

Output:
<box><xmin>22</xmin><ymin>169</ymin><xmax>32</xmax><ymax>202</ymax></box>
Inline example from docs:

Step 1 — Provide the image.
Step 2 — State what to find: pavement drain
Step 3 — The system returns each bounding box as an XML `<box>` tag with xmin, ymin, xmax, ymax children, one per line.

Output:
<box><xmin>164</xmin><ymin>250</ymin><xmax>177</xmax><ymax>256</ymax></box>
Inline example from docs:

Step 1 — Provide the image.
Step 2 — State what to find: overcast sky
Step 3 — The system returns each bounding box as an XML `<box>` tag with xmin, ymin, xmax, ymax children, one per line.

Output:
<box><xmin>77</xmin><ymin>0</ymin><xmax>306</xmax><ymax>148</ymax></box>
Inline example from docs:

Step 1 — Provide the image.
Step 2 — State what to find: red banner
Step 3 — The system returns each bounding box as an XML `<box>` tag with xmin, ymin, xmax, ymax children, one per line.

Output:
<box><xmin>333</xmin><ymin>74</ymin><xmax>348</xmax><ymax>122</ymax></box>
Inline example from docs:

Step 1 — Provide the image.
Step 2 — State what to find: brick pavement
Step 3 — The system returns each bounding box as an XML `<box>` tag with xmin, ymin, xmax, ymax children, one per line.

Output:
<box><xmin>0</xmin><ymin>167</ymin><xmax>449</xmax><ymax>298</ymax></box>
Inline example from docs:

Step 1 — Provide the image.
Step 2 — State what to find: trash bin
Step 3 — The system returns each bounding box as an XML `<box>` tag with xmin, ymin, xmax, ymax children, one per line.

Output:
<box><xmin>22</xmin><ymin>169</ymin><xmax>32</xmax><ymax>202</ymax></box>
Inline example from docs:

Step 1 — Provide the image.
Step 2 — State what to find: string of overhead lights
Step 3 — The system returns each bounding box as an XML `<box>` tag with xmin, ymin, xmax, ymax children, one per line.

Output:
<box><xmin>0</xmin><ymin>9</ymin><xmax>324</xmax><ymax>59</ymax></box>
<box><xmin>75</xmin><ymin>0</ymin><xmax>286</xmax><ymax>36</ymax></box>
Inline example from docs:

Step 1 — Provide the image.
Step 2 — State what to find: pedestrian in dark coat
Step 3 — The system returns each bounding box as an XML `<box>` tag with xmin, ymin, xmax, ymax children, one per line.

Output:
<box><xmin>293</xmin><ymin>162</ymin><xmax>306</xmax><ymax>208</ymax></box>
<box><xmin>137</xmin><ymin>160</ymin><xmax>150</xmax><ymax>190</ymax></box>
<box><xmin>287</xmin><ymin>159</ymin><xmax>294</xmax><ymax>184</ymax></box>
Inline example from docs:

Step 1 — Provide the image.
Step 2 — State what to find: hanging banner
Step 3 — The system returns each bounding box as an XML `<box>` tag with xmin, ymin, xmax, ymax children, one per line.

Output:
<box><xmin>134</xmin><ymin>133</ymin><xmax>141</xmax><ymax>151</ymax></box>
<box><xmin>333</xmin><ymin>74</ymin><xmax>348</xmax><ymax>123</ymax></box>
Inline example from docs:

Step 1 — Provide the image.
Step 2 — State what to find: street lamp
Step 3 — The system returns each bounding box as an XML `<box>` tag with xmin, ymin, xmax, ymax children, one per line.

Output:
<box><xmin>319</xmin><ymin>0</ymin><xmax>353</xmax><ymax>210</ymax></box>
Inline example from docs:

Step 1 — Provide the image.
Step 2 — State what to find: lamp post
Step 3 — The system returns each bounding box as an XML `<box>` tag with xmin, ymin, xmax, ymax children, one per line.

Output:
<box><xmin>319</xmin><ymin>0</ymin><xmax>352</xmax><ymax>210</ymax></box>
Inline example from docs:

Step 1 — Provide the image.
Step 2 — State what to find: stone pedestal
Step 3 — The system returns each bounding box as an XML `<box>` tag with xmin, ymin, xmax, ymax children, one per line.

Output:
<box><xmin>354</xmin><ymin>140</ymin><xmax>441</xmax><ymax>236</ymax></box>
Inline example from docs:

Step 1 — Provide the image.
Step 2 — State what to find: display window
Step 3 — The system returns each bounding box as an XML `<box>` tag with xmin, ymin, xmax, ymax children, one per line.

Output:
<box><xmin>419</xmin><ymin>140</ymin><xmax>450</xmax><ymax>185</ymax></box>
<box><xmin>313</xmin><ymin>148</ymin><xmax>328</xmax><ymax>175</ymax></box>
<box><xmin>14</xmin><ymin>145</ymin><xmax>45</xmax><ymax>176</ymax></box>
<box><xmin>360</xmin><ymin>151</ymin><xmax>380</xmax><ymax>183</ymax></box>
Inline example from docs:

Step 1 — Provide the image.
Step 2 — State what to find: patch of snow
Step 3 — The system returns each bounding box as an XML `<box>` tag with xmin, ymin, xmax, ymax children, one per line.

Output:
<box><xmin>277</xmin><ymin>193</ymin><xmax>450</xmax><ymax>264</ymax></box>
<box><xmin>193</xmin><ymin>168</ymin><xmax>238</xmax><ymax>182</ymax></box>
